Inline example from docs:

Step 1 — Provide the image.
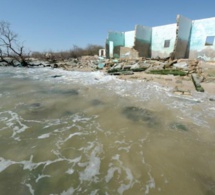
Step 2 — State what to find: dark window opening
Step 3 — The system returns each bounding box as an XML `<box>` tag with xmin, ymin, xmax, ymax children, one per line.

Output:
<box><xmin>205</xmin><ymin>36</ymin><xmax>215</xmax><ymax>46</ymax></box>
<box><xmin>164</xmin><ymin>40</ymin><xmax>170</xmax><ymax>48</ymax></box>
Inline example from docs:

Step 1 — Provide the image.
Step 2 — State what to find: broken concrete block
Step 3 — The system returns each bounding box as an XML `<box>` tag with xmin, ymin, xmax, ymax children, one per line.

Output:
<box><xmin>173</xmin><ymin>62</ymin><xmax>188</xmax><ymax>70</ymax></box>
<box><xmin>164</xmin><ymin>59</ymin><xmax>178</xmax><ymax>68</ymax></box>
<box><xmin>191</xmin><ymin>73</ymin><xmax>204</xmax><ymax>92</ymax></box>
<box><xmin>130</xmin><ymin>63</ymin><xmax>140</xmax><ymax>70</ymax></box>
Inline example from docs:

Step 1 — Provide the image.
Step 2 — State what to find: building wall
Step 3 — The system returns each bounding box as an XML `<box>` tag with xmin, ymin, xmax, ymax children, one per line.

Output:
<box><xmin>134</xmin><ymin>25</ymin><xmax>152</xmax><ymax>57</ymax></box>
<box><xmin>124</xmin><ymin>31</ymin><xmax>135</xmax><ymax>48</ymax></box>
<box><xmin>174</xmin><ymin>15</ymin><xmax>192</xmax><ymax>59</ymax></box>
<box><xmin>189</xmin><ymin>17</ymin><xmax>215</xmax><ymax>61</ymax></box>
<box><xmin>151</xmin><ymin>24</ymin><xmax>177</xmax><ymax>58</ymax></box>
<box><xmin>120</xmin><ymin>47</ymin><xmax>139</xmax><ymax>59</ymax></box>
<box><xmin>106</xmin><ymin>16</ymin><xmax>215</xmax><ymax>61</ymax></box>
<box><xmin>107</xmin><ymin>32</ymin><xmax>125</xmax><ymax>58</ymax></box>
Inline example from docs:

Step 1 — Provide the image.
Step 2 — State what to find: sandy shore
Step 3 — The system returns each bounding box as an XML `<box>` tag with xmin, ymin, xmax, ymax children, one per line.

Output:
<box><xmin>117</xmin><ymin>72</ymin><xmax>215</xmax><ymax>96</ymax></box>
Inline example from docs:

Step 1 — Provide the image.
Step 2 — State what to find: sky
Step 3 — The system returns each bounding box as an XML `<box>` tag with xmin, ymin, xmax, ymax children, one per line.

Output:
<box><xmin>0</xmin><ymin>0</ymin><xmax>215</xmax><ymax>52</ymax></box>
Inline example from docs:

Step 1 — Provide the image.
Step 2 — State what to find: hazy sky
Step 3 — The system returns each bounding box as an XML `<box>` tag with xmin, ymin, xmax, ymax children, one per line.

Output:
<box><xmin>0</xmin><ymin>0</ymin><xmax>214</xmax><ymax>52</ymax></box>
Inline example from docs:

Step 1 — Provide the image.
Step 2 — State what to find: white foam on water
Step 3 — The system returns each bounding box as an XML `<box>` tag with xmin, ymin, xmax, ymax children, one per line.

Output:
<box><xmin>2</xmin><ymin>67</ymin><xmax>213</xmax><ymax>128</ymax></box>
<box><xmin>79</xmin><ymin>144</ymin><xmax>103</xmax><ymax>182</ymax></box>
<box><xmin>60</xmin><ymin>187</ymin><xmax>75</xmax><ymax>195</ymax></box>
<box><xmin>0</xmin><ymin>157</ymin><xmax>15</xmax><ymax>172</ymax></box>
<box><xmin>72</xmin><ymin>114</ymin><xmax>93</xmax><ymax>123</ymax></box>
<box><xmin>145</xmin><ymin>173</ymin><xmax>156</xmax><ymax>194</ymax></box>
<box><xmin>37</xmin><ymin>133</ymin><xmax>50</xmax><ymax>139</ymax></box>
<box><xmin>118</xmin><ymin>146</ymin><xmax>131</xmax><ymax>152</ymax></box>
<box><xmin>44</xmin><ymin>119</ymin><xmax>67</xmax><ymax>129</ymax></box>
<box><xmin>24</xmin><ymin>183</ymin><xmax>35</xmax><ymax>195</ymax></box>
<box><xmin>56</xmin><ymin>132</ymin><xmax>84</xmax><ymax>150</ymax></box>
<box><xmin>90</xmin><ymin>189</ymin><xmax>99</xmax><ymax>195</ymax></box>
<box><xmin>105</xmin><ymin>167</ymin><xmax>121</xmax><ymax>183</ymax></box>
<box><xmin>65</xmin><ymin>168</ymin><xmax>74</xmax><ymax>175</ymax></box>
<box><xmin>0</xmin><ymin>111</ymin><xmax>29</xmax><ymax>141</ymax></box>
<box><xmin>35</xmin><ymin>174</ymin><xmax>51</xmax><ymax>183</ymax></box>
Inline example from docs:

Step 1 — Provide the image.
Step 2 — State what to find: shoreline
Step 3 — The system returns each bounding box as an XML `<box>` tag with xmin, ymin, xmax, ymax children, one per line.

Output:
<box><xmin>1</xmin><ymin>61</ymin><xmax>215</xmax><ymax>97</ymax></box>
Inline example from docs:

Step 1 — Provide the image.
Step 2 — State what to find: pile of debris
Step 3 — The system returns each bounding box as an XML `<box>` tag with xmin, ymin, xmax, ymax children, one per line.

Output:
<box><xmin>1</xmin><ymin>55</ymin><xmax>211</xmax><ymax>92</ymax></box>
<box><xmin>105</xmin><ymin>58</ymin><xmax>203</xmax><ymax>77</ymax></box>
<box><xmin>26</xmin><ymin>56</ymin><xmax>100</xmax><ymax>70</ymax></box>
<box><xmin>104</xmin><ymin>57</ymin><xmax>206</xmax><ymax>92</ymax></box>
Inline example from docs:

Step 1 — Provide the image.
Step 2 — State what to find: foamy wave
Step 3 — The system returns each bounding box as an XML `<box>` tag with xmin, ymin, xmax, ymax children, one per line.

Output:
<box><xmin>0</xmin><ymin>111</ymin><xmax>29</xmax><ymax>141</ymax></box>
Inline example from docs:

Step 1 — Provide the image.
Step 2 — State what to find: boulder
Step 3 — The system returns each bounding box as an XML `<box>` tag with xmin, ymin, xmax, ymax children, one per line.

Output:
<box><xmin>122</xmin><ymin>106</ymin><xmax>159</xmax><ymax>127</ymax></box>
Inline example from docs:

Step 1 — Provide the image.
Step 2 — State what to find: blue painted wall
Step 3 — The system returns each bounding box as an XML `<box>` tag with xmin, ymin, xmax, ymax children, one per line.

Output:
<box><xmin>151</xmin><ymin>24</ymin><xmax>177</xmax><ymax>58</ymax></box>
<box><xmin>106</xmin><ymin>16</ymin><xmax>215</xmax><ymax>61</ymax></box>
<box><xmin>107</xmin><ymin>32</ymin><xmax>125</xmax><ymax>58</ymax></box>
<box><xmin>189</xmin><ymin>17</ymin><xmax>215</xmax><ymax>61</ymax></box>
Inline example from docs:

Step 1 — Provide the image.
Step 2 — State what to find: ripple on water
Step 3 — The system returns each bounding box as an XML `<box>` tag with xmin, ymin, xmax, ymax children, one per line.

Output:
<box><xmin>0</xmin><ymin>67</ymin><xmax>215</xmax><ymax>195</ymax></box>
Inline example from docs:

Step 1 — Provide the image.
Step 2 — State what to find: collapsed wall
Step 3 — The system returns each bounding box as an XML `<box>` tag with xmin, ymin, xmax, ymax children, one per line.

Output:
<box><xmin>133</xmin><ymin>25</ymin><xmax>152</xmax><ymax>58</ymax></box>
<box><xmin>106</xmin><ymin>15</ymin><xmax>215</xmax><ymax>61</ymax></box>
<box><xmin>173</xmin><ymin>15</ymin><xmax>192</xmax><ymax>59</ymax></box>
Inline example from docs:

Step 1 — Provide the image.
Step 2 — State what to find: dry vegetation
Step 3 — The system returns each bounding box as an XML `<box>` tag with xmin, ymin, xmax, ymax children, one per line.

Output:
<box><xmin>31</xmin><ymin>44</ymin><xmax>103</xmax><ymax>61</ymax></box>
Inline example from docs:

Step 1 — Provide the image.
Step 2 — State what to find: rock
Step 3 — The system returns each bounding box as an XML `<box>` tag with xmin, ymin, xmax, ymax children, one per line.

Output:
<box><xmin>51</xmin><ymin>75</ymin><xmax>62</xmax><ymax>78</ymax></box>
<box><xmin>191</xmin><ymin>73</ymin><xmax>205</xmax><ymax>92</ymax></box>
<box><xmin>174</xmin><ymin>91</ymin><xmax>183</xmax><ymax>95</ymax></box>
<box><xmin>183</xmin><ymin>91</ymin><xmax>191</xmax><ymax>96</ymax></box>
<box><xmin>209</xmin><ymin>98</ymin><xmax>215</xmax><ymax>101</ymax></box>
<box><xmin>111</xmin><ymin>63</ymin><xmax>123</xmax><ymax>70</ymax></box>
<box><xmin>139</xmin><ymin>62</ymin><xmax>151</xmax><ymax>69</ymax></box>
<box><xmin>98</xmin><ymin>63</ymin><xmax>105</xmax><ymax>69</ymax></box>
<box><xmin>122</xmin><ymin>106</ymin><xmax>158</xmax><ymax>127</ymax></box>
<box><xmin>164</xmin><ymin>59</ymin><xmax>178</xmax><ymax>68</ymax></box>
<box><xmin>122</xmin><ymin>65</ymin><xmax>132</xmax><ymax>70</ymax></box>
<box><xmin>91</xmin><ymin>99</ymin><xmax>104</xmax><ymax>106</ymax></box>
<box><xmin>173</xmin><ymin>62</ymin><xmax>188</xmax><ymax>70</ymax></box>
<box><xmin>30</xmin><ymin>103</ymin><xmax>41</xmax><ymax>108</ymax></box>
<box><xmin>130</xmin><ymin>63</ymin><xmax>140</xmax><ymax>70</ymax></box>
<box><xmin>170</xmin><ymin>122</ymin><xmax>188</xmax><ymax>131</ymax></box>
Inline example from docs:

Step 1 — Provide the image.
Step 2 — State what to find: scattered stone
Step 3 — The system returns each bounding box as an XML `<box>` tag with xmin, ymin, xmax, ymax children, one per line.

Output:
<box><xmin>51</xmin><ymin>75</ymin><xmax>62</xmax><ymax>78</ymax></box>
<box><xmin>183</xmin><ymin>91</ymin><xmax>191</xmax><ymax>96</ymax></box>
<box><xmin>209</xmin><ymin>98</ymin><xmax>215</xmax><ymax>101</ymax></box>
<box><xmin>174</xmin><ymin>91</ymin><xmax>183</xmax><ymax>95</ymax></box>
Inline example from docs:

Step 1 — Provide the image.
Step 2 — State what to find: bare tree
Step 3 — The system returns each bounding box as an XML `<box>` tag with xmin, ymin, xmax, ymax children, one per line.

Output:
<box><xmin>0</xmin><ymin>21</ymin><xmax>28</xmax><ymax>66</ymax></box>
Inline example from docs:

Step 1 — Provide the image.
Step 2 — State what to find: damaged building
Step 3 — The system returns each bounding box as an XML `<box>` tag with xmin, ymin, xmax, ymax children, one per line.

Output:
<box><xmin>106</xmin><ymin>15</ymin><xmax>215</xmax><ymax>61</ymax></box>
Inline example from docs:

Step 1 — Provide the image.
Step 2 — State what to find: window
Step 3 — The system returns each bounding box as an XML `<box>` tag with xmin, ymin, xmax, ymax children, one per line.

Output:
<box><xmin>164</xmin><ymin>40</ymin><xmax>170</xmax><ymax>48</ymax></box>
<box><xmin>205</xmin><ymin>36</ymin><xmax>215</xmax><ymax>46</ymax></box>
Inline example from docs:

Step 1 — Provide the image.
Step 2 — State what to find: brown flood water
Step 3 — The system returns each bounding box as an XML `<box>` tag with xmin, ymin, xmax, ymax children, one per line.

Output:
<box><xmin>0</xmin><ymin>67</ymin><xmax>215</xmax><ymax>195</ymax></box>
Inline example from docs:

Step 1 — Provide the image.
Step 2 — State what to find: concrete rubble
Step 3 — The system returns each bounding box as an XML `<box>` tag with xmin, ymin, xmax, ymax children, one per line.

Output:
<box><xmin>52</xmin><ymin>56</ymin><xmax>213</xmax><ymax>94</ymax></box>
<box><xmin>1</xmin><ymin>55</ymin><xmax>215</xmax><ymax>95</ymax></box>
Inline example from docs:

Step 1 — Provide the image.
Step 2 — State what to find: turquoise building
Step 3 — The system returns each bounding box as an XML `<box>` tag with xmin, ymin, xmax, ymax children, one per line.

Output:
<box><xmin>106</xmin><ymin>15</ymin><xmax>215</xmax><ymax>61</ymax></box>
